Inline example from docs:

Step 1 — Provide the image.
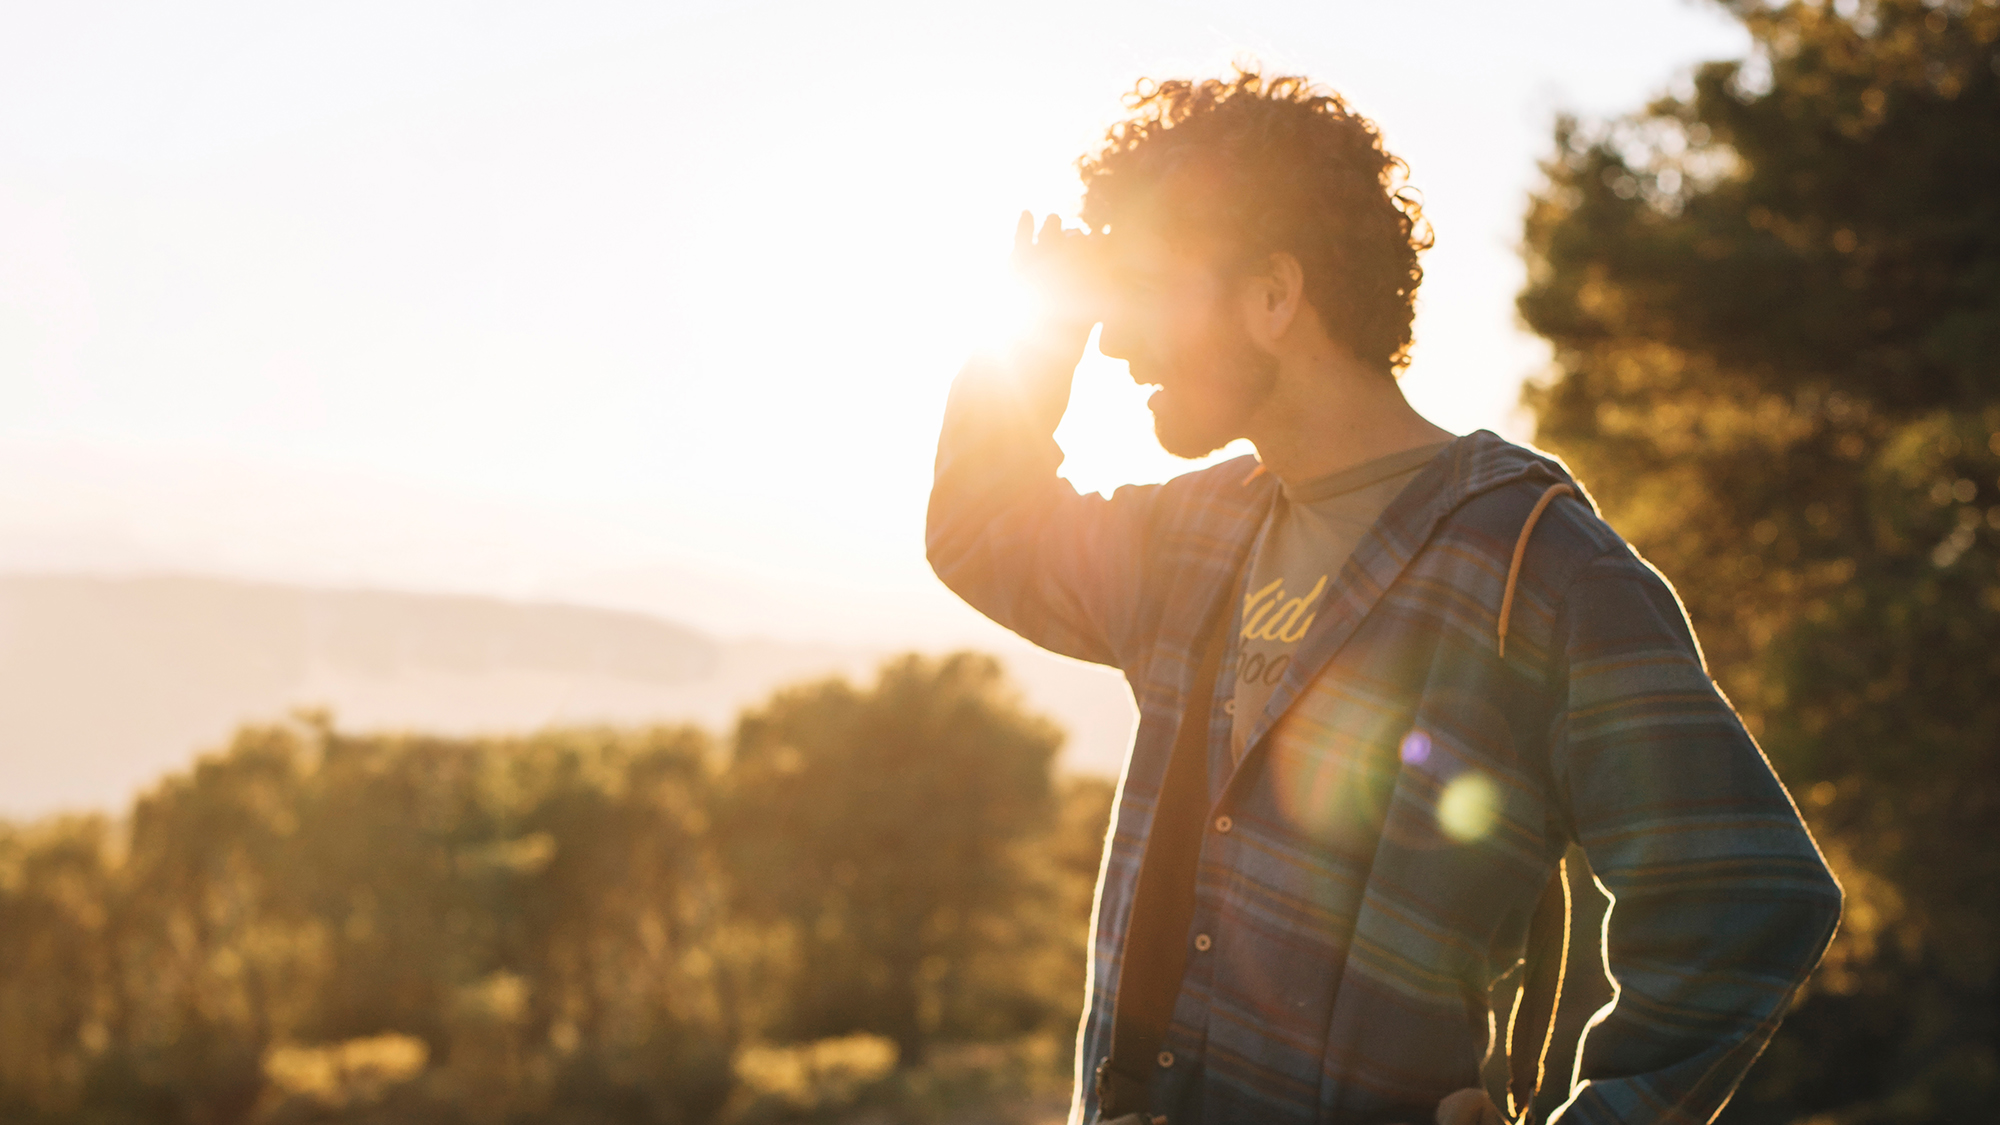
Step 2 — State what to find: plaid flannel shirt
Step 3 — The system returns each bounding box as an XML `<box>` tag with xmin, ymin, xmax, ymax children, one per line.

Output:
<box><xmin>927</xmin><ymin>362</ymin><xmax>1842</xmax><ymax>1125</ymax></box>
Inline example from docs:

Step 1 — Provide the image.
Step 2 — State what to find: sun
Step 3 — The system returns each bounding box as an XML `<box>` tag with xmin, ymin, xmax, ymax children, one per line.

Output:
<box><xmin>934</xmin><ymin>225</ymin><xmax>1253</xmax><ymax>500</ymax></box>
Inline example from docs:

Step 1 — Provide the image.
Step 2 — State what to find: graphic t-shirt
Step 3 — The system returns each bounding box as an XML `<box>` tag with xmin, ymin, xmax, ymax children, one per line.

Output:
<box><xmin>1229</xmin><ymin>441</ymin><xmax>1452</xmax><ymax>761</ymax></box>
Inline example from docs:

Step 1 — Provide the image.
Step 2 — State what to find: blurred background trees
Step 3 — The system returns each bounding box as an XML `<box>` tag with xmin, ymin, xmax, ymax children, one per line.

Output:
<box><xmin>1519</xmin><ymin>1</ymin><xmax>2000</xmax><ymax>1120</ymax></box>
<box><xmin>0</xmin><ymin>655</ymin><xmax>1110</xmax><ymax>1125</ymax></box>
<box><xmin>724</xmin><ymin>654</ymin><xmax>1067</xmax><ymax>1061</ymax></box>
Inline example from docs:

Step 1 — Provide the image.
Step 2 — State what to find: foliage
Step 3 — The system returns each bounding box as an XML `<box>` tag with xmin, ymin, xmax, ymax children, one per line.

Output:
<box><xmin>0</xmin><ymin>654</ymin><xmax>1110</xmax><ymax>1125</ymax></box>
<box><xmin>723</xmin><ymin>654</ymin><xmax>1067</xmax><ymax>1061</ymax></box>
<box><xmin>1519</xmin><ymin>2</ymin><xmax>2000</xmax><ymax>1121</ymax></box>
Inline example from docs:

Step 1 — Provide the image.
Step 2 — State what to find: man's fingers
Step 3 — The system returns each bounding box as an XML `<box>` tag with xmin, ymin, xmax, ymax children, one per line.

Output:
<box><xmin>1003</xmin><ymin>210</ymin><xmax>1099</xmax><ymax>346</ymax></box>
<box><xmin>1435</xmin><ymin>1087</ymin><xmax>1504</xmax><ymax>1125</ymax></box>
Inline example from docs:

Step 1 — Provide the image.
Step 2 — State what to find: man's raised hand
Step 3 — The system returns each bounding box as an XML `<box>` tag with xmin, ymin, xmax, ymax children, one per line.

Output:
<box><xmin>974</xmin><ymin>210</ymin><xmax>1102</xmax><ymax>432</ymax></box>
<box><xmin>1010</xmin><ymin>209</ymin><xmax>1102</xmax><ymax>365</ymax></box>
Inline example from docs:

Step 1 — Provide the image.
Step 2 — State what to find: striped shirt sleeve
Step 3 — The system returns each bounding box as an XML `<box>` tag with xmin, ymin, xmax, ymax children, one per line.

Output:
<box><xmin>926</xmin><ymin>354</ymin><xmax>1162</xmax><ymax>670</ymax></box>
<box><xmin>1548</xmin><ymin>547</ymin><xmax>1843</xmax><ymax>1125</ymax></box>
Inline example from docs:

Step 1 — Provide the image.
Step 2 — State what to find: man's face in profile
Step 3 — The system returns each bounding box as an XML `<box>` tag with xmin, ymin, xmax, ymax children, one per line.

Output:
<box><xmin>1096</xmin><ymin>224</ymin><xmax>1279</xmax><ymax>460</ymax></box>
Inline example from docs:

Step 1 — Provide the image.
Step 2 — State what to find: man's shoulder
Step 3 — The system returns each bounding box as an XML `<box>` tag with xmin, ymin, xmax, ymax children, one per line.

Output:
<box><xmin>1434</xmin><ymin>433</ymin><xmax>1633</xmax><ymax>586</ymax></box>
<box><xmin>1128</xmin><ymin>452</ymin><xmax>1275</xmax><ymax>529</ymax></box>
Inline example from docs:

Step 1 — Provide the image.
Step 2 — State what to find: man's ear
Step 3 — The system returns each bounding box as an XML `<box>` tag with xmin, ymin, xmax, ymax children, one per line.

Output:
<box><xmin>1243</xmin><ymin>251</ymin><xmax>1307</xmax><ymax>344</ymax></box>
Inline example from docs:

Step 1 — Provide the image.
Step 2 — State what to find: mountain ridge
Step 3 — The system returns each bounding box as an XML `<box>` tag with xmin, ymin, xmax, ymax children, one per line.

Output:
<box><xmin>0</xmin><ymin>572</ymin><xmax>1133</xmax><ymax>817</ymax></box>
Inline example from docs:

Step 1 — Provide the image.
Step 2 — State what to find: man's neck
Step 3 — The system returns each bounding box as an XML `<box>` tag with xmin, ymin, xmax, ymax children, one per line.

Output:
<box><xmin>1244</xmin><ymin>349</ymin><xmax>1455</xmax><ymax>487</ymax></box>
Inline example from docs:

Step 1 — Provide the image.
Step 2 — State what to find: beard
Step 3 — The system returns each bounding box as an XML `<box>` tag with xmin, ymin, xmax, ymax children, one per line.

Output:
<box><xmin>1147</xmin><ymin>317</ymin><xmax>1280</xmax><ymax>459</ymax></box>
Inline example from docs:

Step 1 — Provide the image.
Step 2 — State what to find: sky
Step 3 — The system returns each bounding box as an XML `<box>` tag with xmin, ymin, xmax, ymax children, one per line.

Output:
<box><xmin>0</xmin><ymin>0</ymin><xmax>1751</xmax><ymax>648</ymax></box>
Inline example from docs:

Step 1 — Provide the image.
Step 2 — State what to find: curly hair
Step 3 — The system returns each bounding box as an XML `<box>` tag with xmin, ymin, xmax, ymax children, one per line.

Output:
<box><xmin>1078</xmin><ymin>66</ymin><xmax>1432</xmax><ymax>375</ymax></box>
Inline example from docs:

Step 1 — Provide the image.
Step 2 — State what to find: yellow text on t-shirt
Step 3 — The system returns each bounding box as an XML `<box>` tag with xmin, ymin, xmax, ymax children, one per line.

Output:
<box><xmin>1240</xmin><ymin>575</ymin><xmax>1329</xmax><ymax>644</ymax></box>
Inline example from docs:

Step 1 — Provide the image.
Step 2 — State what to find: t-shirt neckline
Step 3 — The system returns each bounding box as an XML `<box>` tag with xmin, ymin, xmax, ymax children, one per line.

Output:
<box><xmin>1279</xmin><ymin>440</ymin><xmax>1453</xmax><ymax>505</ymax></box>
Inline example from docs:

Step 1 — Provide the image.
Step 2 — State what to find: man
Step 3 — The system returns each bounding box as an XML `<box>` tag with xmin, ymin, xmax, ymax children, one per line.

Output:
<box><xmin>927</xmin><ymin>70</ymin><xmax>1841</xmax><ymax>1125</ymax></box>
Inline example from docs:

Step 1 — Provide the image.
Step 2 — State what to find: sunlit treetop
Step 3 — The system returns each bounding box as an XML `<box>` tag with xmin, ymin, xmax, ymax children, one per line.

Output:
<box><xmin>1523</xmin><ymin>0</ymin><xmax>2000</xmax><ymax>416</ymax></box>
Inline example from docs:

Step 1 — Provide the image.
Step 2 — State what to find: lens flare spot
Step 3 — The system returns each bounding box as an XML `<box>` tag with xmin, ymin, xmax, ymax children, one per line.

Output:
<box><xmin>1437</xmin><ymin>772</ymin><xmax>1500</xmax><ymax>842</ymax></box>
<box><xmin>1399</xmin><ymin>729</ymin><xmax>1431</xmax><ymax>766</ymax></box>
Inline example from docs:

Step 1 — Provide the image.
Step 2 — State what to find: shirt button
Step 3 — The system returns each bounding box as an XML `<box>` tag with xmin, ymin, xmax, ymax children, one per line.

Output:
<box><xmin>1222</xmin><ymin>698</ymin><xmax>1236</xmax><ymax>715</ymax></box>
<box><xmin>1157</xmin><ymin>1050</ymin><xmax>1175</xmax><ymax>1068</ymax></box>
<box><xmin>1194</xmin><ymin>933</ymin><xmax>1212</xmax><ymax>952</ymax></box>
<box><xmin>1214</xmin><ymin>815</ymin><xmax>1233</xmax><ymax>834</ymax></box>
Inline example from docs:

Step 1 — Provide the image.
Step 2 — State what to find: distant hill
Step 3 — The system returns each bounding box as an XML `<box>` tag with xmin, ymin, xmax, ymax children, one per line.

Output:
<box><xmin>0</xmin><ymin>574</ymin><xmax>1133</xmax><ymax>817</ymax></box>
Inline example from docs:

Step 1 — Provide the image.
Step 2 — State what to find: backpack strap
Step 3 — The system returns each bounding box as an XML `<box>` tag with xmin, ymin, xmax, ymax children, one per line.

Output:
<box><xmin>1497</xmin><ymin>483</ymin><xmax>1574</xmax><ymax>659</ymax></box>
<box><xmin>1097</xmin><ymin>577</ymin><xmax>1239</xmax><ymax>1122</ymax></box>
<box><xmin>1507</xmin><ymin>853</ymin><xmax>1575</xmax><ymax>1122</ymax></box>
<box><xmin>1499</xmin><ymin>482</ymin><xmax>1579</xmax><ymax>1123</ymax></box>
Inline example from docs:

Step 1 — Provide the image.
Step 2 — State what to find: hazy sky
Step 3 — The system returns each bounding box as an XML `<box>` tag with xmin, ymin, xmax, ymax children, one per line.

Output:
<box><xmin>0</xmin><ymin>0</ymin><xmax>1749</xmax><ymax>646</ymax></box>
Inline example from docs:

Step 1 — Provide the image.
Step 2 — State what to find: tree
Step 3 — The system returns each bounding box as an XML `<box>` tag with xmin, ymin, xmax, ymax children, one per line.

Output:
<box><xmin>1519</xmin><ymin>2</ymin><xmax>2000</xmax><ymax>1120</ymax></box>
<box><xmin>0</xmin><ymin>817</ymin><xmax>117</xmax><ymax>1122</ymax></box>
<box><xmin>0</xmin><ymin>654</ymin><xmax>1098</xmax><ymax>1123</ymax></box>
<box><xmin>722</xmin><ymin>652</ymin><xmax>1065</xmax><ymax>1062</ymax></box>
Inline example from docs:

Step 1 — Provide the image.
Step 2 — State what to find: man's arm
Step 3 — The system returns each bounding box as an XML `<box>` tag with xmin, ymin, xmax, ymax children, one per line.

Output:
<box><xmin>926</xmin><ymin>214</ymin><xmax>1164</xmax><ymax>669</ymax></box>
<box><xmin>927</xmin><ymin>345</ymin><xmax>1162</xmax><ymax>669</ymax></box>
<box><xmin>1547</xmin><ymin>548</ymin><xmax>1843</xmax><ymax>1124</ymax></box>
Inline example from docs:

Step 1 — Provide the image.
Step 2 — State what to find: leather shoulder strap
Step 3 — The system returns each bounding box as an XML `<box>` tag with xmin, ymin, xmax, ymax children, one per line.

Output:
<box><xmin>1099</xmin><ymin>590</ymin><xmax>1236</xmax><ymax>1118</ymax></box>
<box><xmin>1499</xmin><ymin>482</ymin><xmax>1591</xmax><ymax>1123</ymax></box>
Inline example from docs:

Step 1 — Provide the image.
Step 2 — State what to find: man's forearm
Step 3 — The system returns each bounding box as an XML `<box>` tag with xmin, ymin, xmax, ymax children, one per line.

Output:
<box><xmin>926</xmin><ymin>348</ymin><xmax>1157</xmax><ymax>670</ymax></box>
